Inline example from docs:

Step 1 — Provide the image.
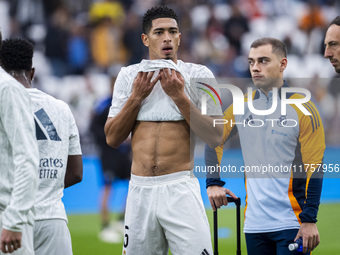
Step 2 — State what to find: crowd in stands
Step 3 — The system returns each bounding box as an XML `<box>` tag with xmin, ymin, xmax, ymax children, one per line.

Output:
<box><xmin>1</xmin><ymin>0</ymin><xmax>339</xmax><ymax>149</ymax></box>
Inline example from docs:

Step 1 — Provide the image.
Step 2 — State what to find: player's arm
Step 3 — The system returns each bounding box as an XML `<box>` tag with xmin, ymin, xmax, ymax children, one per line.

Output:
<box><xmin>293</xmin><ymin>100</ymin><xmax>325</xmax><ymax>253</ymax></box>
<box><xmin>65</xmin><ymin>106</ymin><xmax>83</xmax><ymax>188</ymax></box>
<box><xmin>159</xmin><ymin>68</ymin><xmax>223</xmax><ymax>148</ymax></box>
<box><xmin>105</xmin><ymin>71</ymin><xmax>160</xmax><ymax>148</ymax></box>
<box><xmin>0</xmin><ymin>85</ymin><xmax>39</xmax><ymax>252</ymax></box>
<box><xmin>205</xmin><ymin>105</ymin><xmax>238</xmax><ymax>211</ymax></box>
<box><xmin>64</xmin><ymin>155</ymin><xmax>83</xmax><ymax>188</ymax></box>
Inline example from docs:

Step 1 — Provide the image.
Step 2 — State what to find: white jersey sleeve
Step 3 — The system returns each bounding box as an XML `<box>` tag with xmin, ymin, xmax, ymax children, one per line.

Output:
<box><xmin>67</xmin><ymin>106</ymin><xmax>82</xmax><ymax>155</ymax></box>
<box><xmin>0</xmin><ymin>82</ymin><xmax>39</xmax><ymax>232</ymax></box>
<box><xmin>108</xmin><ymin>66</ymin><xmax>135</xmax><ymax>118</ymax></box>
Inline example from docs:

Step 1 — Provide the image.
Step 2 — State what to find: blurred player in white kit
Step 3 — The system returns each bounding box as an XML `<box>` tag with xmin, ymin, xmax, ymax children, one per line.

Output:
<box><xmin>0</xmin><ymin>38</ymin><xmax>83</xmax><ymax>255</ymax></box>
<box><xmin>0</xmin><ymin>32</ymin><xmax>39</xmax><ymax>255</ymax></box>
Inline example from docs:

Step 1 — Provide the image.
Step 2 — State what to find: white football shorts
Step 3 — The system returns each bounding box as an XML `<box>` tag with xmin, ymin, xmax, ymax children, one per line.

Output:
<box><xmin>33</xmin><ymin>219</ymin><xmax>72</xmax><ymax>255</ymax></box>
<box><xmin>122</xmin><ymin>170</ymin><xmax>213</xmax><ymax>255</ymax></box>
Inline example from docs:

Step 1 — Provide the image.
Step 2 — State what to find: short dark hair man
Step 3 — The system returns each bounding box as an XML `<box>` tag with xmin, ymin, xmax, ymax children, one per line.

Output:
<box><xmin>105</xmin><ymin>5</ymin><xmax>229</xmax><ymax>255</ymax></box>
<box><xmin>206</xmin><ymin>38</ymin><xmax>325</xmax><ymax>255</ymax></box>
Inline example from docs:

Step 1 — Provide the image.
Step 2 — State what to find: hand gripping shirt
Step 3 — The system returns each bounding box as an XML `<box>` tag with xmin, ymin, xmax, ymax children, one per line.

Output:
<box><xmin>108</xmin><ymin>59</ymin><xmax>223</xmax><ymax>120</ymax></box>
<box><xmin>27</xmin><ymin>88</ymin><xmax>82</xmax><ymax>222</ymax></box>
<box><xmin>205</xmin><ymin>82</ymin><xmax>325</xmax><ymax>233</ymax></box>
<box><xmin>0</xmin><ymin>67</ymin><xmax>39</xmax><ymax>231</ymax></box>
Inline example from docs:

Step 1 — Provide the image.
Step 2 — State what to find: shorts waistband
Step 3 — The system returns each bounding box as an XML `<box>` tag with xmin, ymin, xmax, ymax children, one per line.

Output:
<box><xmin>130</xmin><ymin>170</ymin><xmax>194</xmax><ymax>186</ymax></box>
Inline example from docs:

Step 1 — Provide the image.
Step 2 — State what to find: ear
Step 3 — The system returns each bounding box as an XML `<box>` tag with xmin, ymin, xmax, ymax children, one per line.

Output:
<box><xmin>280</xmin><ymin>58</ymin><xmax>287</xmax><ymax>73</ymax></box>
<box><xmin>31</xmin><ymin>67</ymin><xmax>35</xmax><ymax>81</ymax></box>
<box><xmin>141</xmin><ymin>33</ymin><xmax>149</xmax><ymax>47</ymax></box>
<box><xmin>178</xmin><ymin>32</ymin><xmax>181</xmax><ymax>46</ymax></box>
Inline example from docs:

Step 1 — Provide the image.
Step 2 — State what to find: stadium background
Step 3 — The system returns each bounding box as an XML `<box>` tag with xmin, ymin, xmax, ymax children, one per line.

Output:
<box><xmin>1</xmin><ymin>0</ymin><xmax>340</xmax><ymax>254</ymax></box>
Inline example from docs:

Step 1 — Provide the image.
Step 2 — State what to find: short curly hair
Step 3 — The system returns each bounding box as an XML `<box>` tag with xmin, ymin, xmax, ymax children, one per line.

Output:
<box><xmin>142</xmin><ymin>6</ymin><xmax>179</xmax><ymax>34</ymax></box>
<box><xmin>0</xmin><ymin>38</ymin><xmax>34</xmax><ymax>72</ymax></box>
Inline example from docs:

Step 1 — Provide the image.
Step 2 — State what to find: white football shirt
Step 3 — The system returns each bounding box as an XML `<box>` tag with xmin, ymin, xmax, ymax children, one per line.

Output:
<box><xmin>0</xmin><ymin>67</ymin><xmax>39</xmax><ymax>231</ymax></box>
<box><xmin>108</xmin><ymin>59</ymin><xmax>223</xmax><ymax>119</ymax></box>
<box><xmin>27</xmin><ymin>88</ymin><xmax>82</xmax><ymax>222</ymax></box>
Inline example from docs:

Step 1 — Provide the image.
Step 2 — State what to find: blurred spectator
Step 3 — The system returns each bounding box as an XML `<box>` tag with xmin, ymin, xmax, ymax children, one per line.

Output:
<box><xmin>9</xmin><ymin>0</ymin><xmax>45</xmax><ymax>40</ymax></box>
<box><xmin>90</xmin><ymin>76</ymin><xmax>131</xmax><ymax>243</ymax></box>
<box><xmin>61</xmin><ymin>0</ymin><xmax>92</xmax><ymax>15</ymax></box>
<box><xmin>223</xmin><ymin>2</ymin><xmax>249</xmax><ymax>55</ymax></box>
<box><xmin>90</xmin><ymin>16</ymin><xmax>127</xmax><ymax>72</ymax></box>
<box><xmin>193</xmin><ymin>30</ymin><xmax>222</xmax><ymax>73</ymax></box>
<box><xmin>123</xmin><ymin>11</ymin><xmax>148</xmax><ymax>65</ymax></box>
<box><xmin>206</xmin><ymin>4</ymin><xmax>224</xmax><ymax>37</ymax></box>
<box><xmin>240</xmin><ymin>0</ymin><xmax>263</xmax><ymax>20</ymax></box>
<box><xmin>299</xmin><ymin>1</ymin><xmax>326</xmax><ymax>34</ymax></box>
<box><xmin>44</xmin><ymin>6</ymin><xmax>70</xmax><ymax>77</ymax></box>
<box><xmin>298</xmin><ymin>1</ymin><xmax>327</xmax><ymax>54</ymax></box>
<box><xmin>43</xmin><ymin>0</ymin><xmax>64</xmax><ymax>18</ymax></box>
<box><xmin>193</xmin><ymin>5</ymin><xmax>230</xmax><ymax>75</ymax></box>
<box><xmin>89</xmin><ymin>0</ymin><xmax>125</xmax><ymax>25</ymax></box>
<box><xmin>89</xmin><ymin>1</ymin><xmax>127</xmax><ymax>71</ymax></box>
<box><xmin>67</xmin><ymin>19</ymin><xmax>90</xmax><ymax>75</ymax></box>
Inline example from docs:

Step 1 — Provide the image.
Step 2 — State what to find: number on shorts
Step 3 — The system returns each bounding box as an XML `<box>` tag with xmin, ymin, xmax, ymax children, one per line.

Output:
<box><xmin>124</xmin><ymin>225</ymin><xmax>129</xmax><ymax>248</ymax></box>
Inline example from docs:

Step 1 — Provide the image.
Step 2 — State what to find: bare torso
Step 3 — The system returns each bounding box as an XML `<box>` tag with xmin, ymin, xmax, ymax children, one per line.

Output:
<box><xmin>131</xmin><ymin>120</ymin><xmax>194</xmax><ymax>176</ymax></box>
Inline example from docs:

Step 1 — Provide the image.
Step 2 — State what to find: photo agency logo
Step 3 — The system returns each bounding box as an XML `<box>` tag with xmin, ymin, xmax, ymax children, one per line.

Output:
<box><xmin>200</xmin><ymin>83</ymin><xmax>312</xmax><ymax>128</ymax></box>
<box><xmin>196</xmin><ymin>81</ymin><xmax>222</xmax><ymax>109</ymax></box>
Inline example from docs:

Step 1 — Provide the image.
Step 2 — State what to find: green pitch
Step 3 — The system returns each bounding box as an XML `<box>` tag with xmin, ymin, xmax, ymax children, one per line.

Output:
<box><xmin>68</xmin><ymin>203</ymin><xmax>340</xmax><ymax>255</ymax></box>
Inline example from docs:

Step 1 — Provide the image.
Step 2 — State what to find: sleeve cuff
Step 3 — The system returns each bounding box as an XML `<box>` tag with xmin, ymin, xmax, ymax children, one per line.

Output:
<box><xmin>206</xmin><ymin>178</ymin><xmax>225</xmax><ymax>189</ymax></box>
<box><xmin>2</xmin><ymin>207</ymin><xmax>25</xmax><ymax>232</ymax></box>
<box><xmin>299</xmin><ymin>205</ymin><xmax>319</xmax><ymax>223</ymax></box>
